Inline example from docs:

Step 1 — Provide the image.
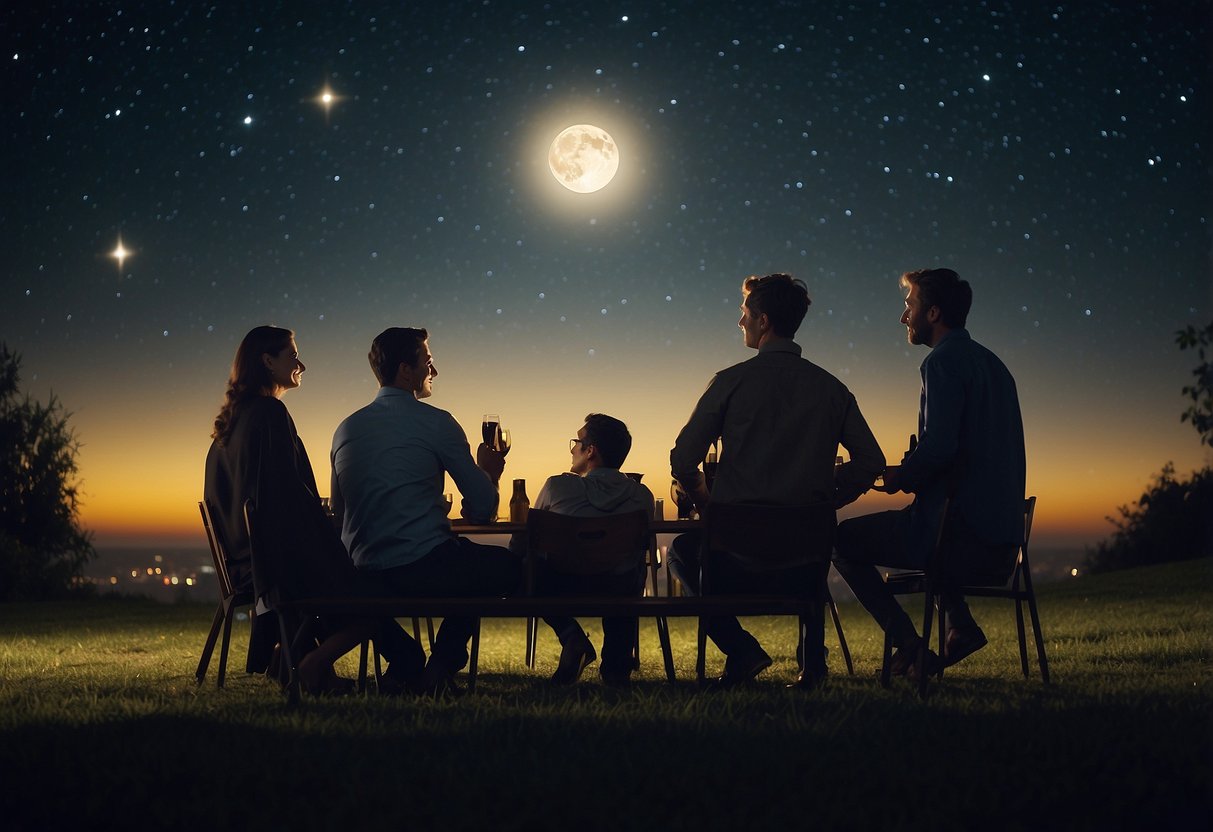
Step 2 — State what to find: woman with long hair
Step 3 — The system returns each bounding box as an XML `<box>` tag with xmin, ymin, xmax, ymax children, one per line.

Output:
<box><xmin>204</xmin><ymin>326</ymin><xmax>421</xmax><ymax>694</ymax></box>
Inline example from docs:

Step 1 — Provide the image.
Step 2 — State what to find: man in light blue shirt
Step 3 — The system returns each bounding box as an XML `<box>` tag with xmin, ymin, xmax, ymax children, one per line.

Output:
<box><xmin>331</xmin><ymin>327</ymin><xmax>519</xmax><ymax>694</ymax></box>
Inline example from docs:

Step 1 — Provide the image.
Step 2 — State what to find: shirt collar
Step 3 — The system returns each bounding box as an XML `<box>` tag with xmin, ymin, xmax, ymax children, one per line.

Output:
<box><xmin>375</xmin><ymin>385</ymin><xmax>415</xmax><ymax>401</ymax></box>
<box><xmin>757</xmin><ymin>338</ymin><xmax>802</xmax><ymax>357</ymax></box>
<box><xmin>932</xmin><ymin>328</ymin><xmax>970</xmax><ymax>349</ymax></box>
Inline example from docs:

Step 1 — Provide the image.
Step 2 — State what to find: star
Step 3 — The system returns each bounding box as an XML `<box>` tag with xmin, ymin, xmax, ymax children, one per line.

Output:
<box><xmin>109</xmin><ymin>237</ymin><xmax>131</xmax><ymax>271</ymax></box>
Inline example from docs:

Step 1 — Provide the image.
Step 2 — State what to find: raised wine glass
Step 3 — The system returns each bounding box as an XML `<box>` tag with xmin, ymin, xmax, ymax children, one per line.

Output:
<box><xmin>481</xmin><ymin>414</ymin><xmax>500</xmax><ymax>451</ymax></box>
<box><xmin>498</xmin><ymin>428</ymin><xmax>512</xmax><ymax>456</ymax></box>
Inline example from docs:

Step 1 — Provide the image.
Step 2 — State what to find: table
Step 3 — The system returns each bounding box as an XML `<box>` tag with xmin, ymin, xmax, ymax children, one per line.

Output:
<box><xmin>451</xmin><ymin>516</ymin><xmax>701</xmax><ymax>596</ymax></box>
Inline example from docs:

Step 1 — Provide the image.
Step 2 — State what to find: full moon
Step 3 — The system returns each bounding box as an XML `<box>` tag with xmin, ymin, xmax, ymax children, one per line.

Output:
<box><xmin>548</xmin><ymin>124</ymin><xmax>620</xmax><ymax>193</ymax></box>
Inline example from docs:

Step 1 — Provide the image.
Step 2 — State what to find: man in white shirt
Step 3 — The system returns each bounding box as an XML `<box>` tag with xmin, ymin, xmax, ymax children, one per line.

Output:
<box><xmin>331</xmin><ymin>327</ymin><xmax>519</xmax><ymax>694</ymax></box>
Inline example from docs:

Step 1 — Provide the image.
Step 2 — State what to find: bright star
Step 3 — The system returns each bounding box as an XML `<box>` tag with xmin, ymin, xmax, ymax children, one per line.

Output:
<box><xmin>109</xmin><ymin>237</ymin><xmax>131</xmax><ymax>270</ymax></box>
<box><xmin>315</xmin><ymin>86</ymin><xmax>342</xmax><ymax>117</ymax></box>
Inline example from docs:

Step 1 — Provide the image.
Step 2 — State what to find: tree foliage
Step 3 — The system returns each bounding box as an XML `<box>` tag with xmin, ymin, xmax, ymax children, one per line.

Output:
<box><xmin>1177</xmin><ymin>321</ymin><xmax>1213</xmax><ymax>447</ymax></box>
<box><xmin>1083</xmin><ymin>463</ymin><xmax>1213</xmax><ymax>573</ymax></box>
<box><xmin>0</xmin><ymin>344</ymin><xmax>96</xmax><ymax>599</ymax></box>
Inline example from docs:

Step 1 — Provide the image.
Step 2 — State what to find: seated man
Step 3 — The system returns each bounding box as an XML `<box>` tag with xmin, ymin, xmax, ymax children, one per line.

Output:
<box><xmin>669</xmin><ymin>273</ymin><xmax>884</xmax><ymax>690</ymax></box>
<box><xmin>331</xmin><ymin>327</ymin><xmax>521</xmax><ymax>694</ymax></box>
<box><xmin>833</xmin><ymin>268</ymin><xmax>1026</xmax><ymax>675</ymax></box>
<box><xmin>514</xmin><ymin>414</ymin><xmax>654</xmax><ymax>687</ymax></box>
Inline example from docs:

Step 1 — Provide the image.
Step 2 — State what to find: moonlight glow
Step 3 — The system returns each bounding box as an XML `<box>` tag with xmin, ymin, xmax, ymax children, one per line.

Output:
<box><xmin>548</xmin><ymin>124</ymin><xmax>620</xmax><ymax>193</ymax></box>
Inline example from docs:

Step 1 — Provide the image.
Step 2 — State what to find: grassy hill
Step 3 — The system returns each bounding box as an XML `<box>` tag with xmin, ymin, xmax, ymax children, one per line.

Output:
<box><xmin>1</xmin><ymin>559</ymin><xmax>1209</xmax><ymax>830</ymax></box>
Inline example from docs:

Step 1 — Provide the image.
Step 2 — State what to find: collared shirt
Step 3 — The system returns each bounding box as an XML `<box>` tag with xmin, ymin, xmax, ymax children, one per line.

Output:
<box><xmin>330</xmin><ymin>386</ymin><xmax>498</xmax><ymax>570</ymax></box>
<box><xmin>671</xmin><ymin>339</ymin><xmax>885</xmax><ymax>506</ymax></box>
<box><xmin>898</xmin><ymin>328</ymin><xmax>1026</xmax><ymax>559</ymax></box>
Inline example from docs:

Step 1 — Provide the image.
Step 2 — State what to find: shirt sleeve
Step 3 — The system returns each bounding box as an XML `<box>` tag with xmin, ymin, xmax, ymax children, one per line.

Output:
<box><xmin>898</xmin><ymin>353</ymin><xmax>964</xmax><ymax>493</ymax></box>
<box><xmin>670</xmin><ymin>374</ymin><xmax>726</xmax><ymax>489</ymax></box>
<box><xmin>434</xmin><ymin>414</ymin><xmax>499</xmax><ymax>523</ymax></box>
<box><xmin>835</xmin><ymin>394</ymin><xmax>886</xmax><ymax>504</ymax></box>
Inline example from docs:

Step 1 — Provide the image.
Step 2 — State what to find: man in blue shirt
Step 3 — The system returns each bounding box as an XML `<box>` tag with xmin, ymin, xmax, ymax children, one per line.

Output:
<box><xmin>834</xmin><ymin>268</ymin><xmax>1026</xmax><ymax>675</ymax></box>
<box><xmin>331</xmin><ymin>327</ymin><xmax>520</xmax><ymax>694</ymax></box>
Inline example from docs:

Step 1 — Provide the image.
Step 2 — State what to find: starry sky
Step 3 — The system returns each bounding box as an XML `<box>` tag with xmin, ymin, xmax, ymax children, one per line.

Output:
<box><xmin>4</xmin><ymin>1</ymin><xmax>1210</xmax><ymax>548</ymax></box>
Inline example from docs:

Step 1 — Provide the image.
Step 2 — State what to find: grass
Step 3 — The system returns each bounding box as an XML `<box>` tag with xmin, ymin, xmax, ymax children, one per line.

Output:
<box><xmin>1</xmin><ymin>559</ymin><xmax>1210</xmax><ymax>831</ymax></box>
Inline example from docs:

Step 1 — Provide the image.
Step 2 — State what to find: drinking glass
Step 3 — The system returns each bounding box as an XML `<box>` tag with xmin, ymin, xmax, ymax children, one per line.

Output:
<box><xmin>498</xmin><ymin>428</ymin><xmax>512</xmax><ymax>456</ymax></box>
<box><xmin>481</xmin><ymin>414</ymin><xmax>500</xmax><ymax>450</ymax></box>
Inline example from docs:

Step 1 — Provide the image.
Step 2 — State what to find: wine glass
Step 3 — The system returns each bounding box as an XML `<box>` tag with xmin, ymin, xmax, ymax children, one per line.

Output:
<box><xmin>481</xmin><ymin>414</ymin><xmax>500</xmax><ymax>450</ymax></box>
<box><xmin>498</xmin><ymin>428</ymin><xmax>512</xmax><ymax>456</ymax></box>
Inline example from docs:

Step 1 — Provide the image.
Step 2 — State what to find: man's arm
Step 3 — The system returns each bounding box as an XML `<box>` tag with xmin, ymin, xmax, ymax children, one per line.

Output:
<box><xmin>834</xmin><ymin>395</ymin><xmax>886</xmax><ymax>507</ymax></box>
<box><xmin>895</xmin><ymin>356</ymin><xmax>964</xmax><ymax>493</ymax></box>
<box><xmin>670</xmin><ymin>375</ymin><xmax>725</xmax><ymax>511</ymax></box>
<box><xmin>435</xmin><ymin>416</ymin><xmax>501</xmax><ymax>523</ymax></box>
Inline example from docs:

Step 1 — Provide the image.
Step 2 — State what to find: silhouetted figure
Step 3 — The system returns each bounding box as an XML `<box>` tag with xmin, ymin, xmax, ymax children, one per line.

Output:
<box><xmin>512</xmin><ymin>413</ymin><xmax>654</xmax><ymax>687</ymax></box>
<box><xmin>204</xmin><ymin>326</ymin><xmax>415</xmax><ymax>693</ymax></box>
<box><xmin>669</xmin><ymin>273</ymin><xmax>884</xmax><ymax>690</ymax></box>
<box><xmin>331</xmin><ymin>327</ymin><xmax>520</xmax><ymax>695</ymax></box>
<box><xmin>833</xmin><ymin>268</ymin><xmax>1026</xmax><ymax>675</ymax></box>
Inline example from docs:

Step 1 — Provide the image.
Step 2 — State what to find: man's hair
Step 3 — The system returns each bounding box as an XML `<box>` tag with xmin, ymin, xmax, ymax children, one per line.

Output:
<box><xmin>581</xmin><ymin>412</ymin><xmax>632</xmax><ymax>469</ymax></box>
<box><xmin>369</xmin><ymin>327</ymin><xmax>429</xmax><ymax>386</ymax></box>
<box><xmin>899</xmin><ymin>268</ymin><xmax>972</xmax><ymax>329</ymax></box>
<box><xmin>741</xmin><ymin>273</ymin><xmax>811</xmax><ymax>338</ymax></box>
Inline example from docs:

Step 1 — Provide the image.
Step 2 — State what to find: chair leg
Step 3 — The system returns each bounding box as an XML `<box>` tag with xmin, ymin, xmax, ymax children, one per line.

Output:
<box><xmin>357</xmin><ymin>640</ymin><xmax>369</xmax><ymax>693</ymax></box>
<box><xmin>525</xmin><ymin>617</ymin><xmax>537</xmax><ymax>669</ymax></box>
<box><xmin>195</xmin><ymin>602</ymin><xmax>225</xmax><ymax>685</ymax></box>
<box><xmin>632</xmin><ymin>618</ymin><xmax>642</xmax><ymax>671</ymax></box>
<box><xmin>827</xmin><ymin>593</ymin><xmax>854</xmax><ymax>675</ymax></box>
<box><xmin>468</xmin><ymin>618</ymin><xmax>481</xmax><ymax>693</ymax></box>
<box><xmin>936</xmin><ymin>601</ymin><xmax>946</xmax><ymax>680</ymax></box>
<box><xmin>1022</xmin><ymin>570</ymin><xmax>1050</xmax><ymax>684</ymax></box>
<box><xmin>411</xmin><ymin>617</ymin><xmax>421</xmax><ymax>642</ymax></box>
<box><xmin>917</xmin><ymin>587</ymin><xmax>936</xmax><ymax>698</ymax></box>
<box><xmin>217</xmin><ymin>599</ymin><xmax>236</xmax><ymax>689</ymax></box>
<box><xmin>279</xmin><ymin>613</ymin><xmax>302</xmax><ymax>707</ymax></box>
<box><xmin>656</xmin><ymin>616</ymin><xmax>676</xmax><ymax>683</ymax></box>
<box><xmin>696</xmin><ymin>617</ymin><xmax>708</xmax><ymax>687</ymax></box>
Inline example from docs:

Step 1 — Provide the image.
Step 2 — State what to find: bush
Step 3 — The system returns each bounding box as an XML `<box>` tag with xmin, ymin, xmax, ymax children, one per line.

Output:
<box><xmin>1083</xmin><ymin>463</ymin><xmax>1213</xmax><ymax>573</ymax></box>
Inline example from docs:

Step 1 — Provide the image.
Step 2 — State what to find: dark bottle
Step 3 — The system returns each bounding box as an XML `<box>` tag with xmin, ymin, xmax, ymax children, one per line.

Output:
<box><xmin>509</xmin><ymin>478</ymin><xmax>530</xmax><ymax>523</ymax></box>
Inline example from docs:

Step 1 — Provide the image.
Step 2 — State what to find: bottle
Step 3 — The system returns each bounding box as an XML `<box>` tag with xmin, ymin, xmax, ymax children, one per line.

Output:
<box><xmin>509</xmin><ymin>478</ymin><xmax>529</xmax><ymax>523</ymax></box>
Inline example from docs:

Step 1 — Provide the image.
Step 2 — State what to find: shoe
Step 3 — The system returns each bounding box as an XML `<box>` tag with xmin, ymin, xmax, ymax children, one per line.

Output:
<box><xmin>943</xmin><ymin>625</ymin><xmax>988</xmax><ymax>667</ymax></box>
<box><xmin>550</xmin><ymin>635</ymin><xmax>597</xmax><ymax>686</ymax></box>
<box><xmin>599</xmin><ymin>668</ymin><xmax>632</xmax><ymax>689</ymax></box>
<box><xmin>887</xmin><ymin>647</ymin><xmax>918</xmax><ymax>677</ymax></box>
<box><xmin>787</xmin><ymin>667</ymin><xmax>828</xmax><ymax>691</ymax></box>
<box><xmin>905</xmin><ymin>648</ymin><xmax>943</xmax><ymax>682</ymax></box>
<box><xmin>706</xmin><ymin>648</ymin><xmax>772</xmax><ymax>692</ymax></box>
<box><xmin>419</xmin><ymin>661</ymin><xmax>465</xmax><ymax>698</ymax></box>
<box><xmin>377</xmin><ymin>673</ymin><xmax>418</xmax><ymax>697</ymax></box>
<box><xmin>298</xmin><ymin>660</ymin><xmax>356</xmax><ymax>697</ymax></box>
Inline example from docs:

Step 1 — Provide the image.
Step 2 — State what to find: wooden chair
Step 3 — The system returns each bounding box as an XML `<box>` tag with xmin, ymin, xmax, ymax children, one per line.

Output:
<box><xmin>695</xmin><ymin>502</ymin><xmax>847</xmax><ymax>685</ymax></box>
<box><xmin>510</xmin><ymin>508</ymin><xmax>675</xmax><ymax>684</ymax></box>
<box><xmin>195</xmin><ymin>500</ymin><xmax>255</xmax><ymax>688</ymax></box>
<box><xmin>880</xmin><ymin>496</ymin><xmax>1047</xmax><ymax>697</ymax></box>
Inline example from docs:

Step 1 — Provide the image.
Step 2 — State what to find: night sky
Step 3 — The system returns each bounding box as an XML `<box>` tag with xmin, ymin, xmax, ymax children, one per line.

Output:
<box><xmin>4</xmin><ymin>1</ymin><xmax>1210</xmax><ymax>547</ymax></box>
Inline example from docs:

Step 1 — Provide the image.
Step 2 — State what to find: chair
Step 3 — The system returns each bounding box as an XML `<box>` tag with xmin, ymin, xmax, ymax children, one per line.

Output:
<box><xmin>195</xmin><ymin>500</ymin><xmax>255</xmax><ymax>688</ymax></box>
<box><xmin>695</xmin><ymin>502</ymin><xmax>849</xmax><ymax>685</ymax></box>
<box><xmin>880</xmin><ymin>496</ymin><xmax>1047</xmax><ymax>697</ymax></box>
<box><xmin>517</xmin><ymin>508</ymin><xmax>675</xmax><ymax>683</ymax></box>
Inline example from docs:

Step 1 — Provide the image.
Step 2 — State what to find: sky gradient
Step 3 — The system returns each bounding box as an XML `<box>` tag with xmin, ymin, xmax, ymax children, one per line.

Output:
<box><xmin>4</xmin><ymin>1</ymin><xmax>1210</xmax><ymax>548</ymax></box>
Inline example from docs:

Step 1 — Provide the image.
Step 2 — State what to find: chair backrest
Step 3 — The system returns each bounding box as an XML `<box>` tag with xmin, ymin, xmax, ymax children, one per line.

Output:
<box><xmin>525</xmin><ymin>508</ymin><xmax>650</xmax><ymax>577</ymax></box>
<box><xmin>703</xmin><ymin>502</ymin><xmax>837</xmax><ymax>566</ymax></box>
<box><xmin>933</xmin><ymin>495</ymin><xmax>1037</xmax><ymax>586</ymax></box>
<box><xmin>199</xmin><ymin>499</ymin><xmax>237</xmax><ymax>599</ymax></box>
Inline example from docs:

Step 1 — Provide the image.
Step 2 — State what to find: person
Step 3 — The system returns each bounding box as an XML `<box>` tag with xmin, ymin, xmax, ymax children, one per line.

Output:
<box><xmin>511</xmin><ymin>414</ymin><xmax>655</xmax><ymax>688</ymax></box>
<box><xmin>331</xmin><ymin>326</ymin><xmax>520</xmax><ymax>695</ymax></box>
<box><xmin>833</xmin><ymin>268</ymin><xmax>1026</xmax><ymax>676</ymax></box>
<box><xmin>204</xmin><ymin>326</ymin><xmax>420</xmax><ymax>694</ymax></box>
<box><xmin>669</xmin><ymin>273</ymin><xmax>885</xmax><ymax>690</ymax></box>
